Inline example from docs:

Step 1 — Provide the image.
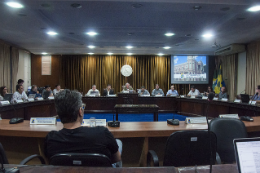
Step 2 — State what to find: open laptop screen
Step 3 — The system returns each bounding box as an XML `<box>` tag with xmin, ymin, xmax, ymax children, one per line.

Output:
<box><xmin>234</xmin><ymin>138</ymin><xmax>260</xmax><ymax>173</ymax></box>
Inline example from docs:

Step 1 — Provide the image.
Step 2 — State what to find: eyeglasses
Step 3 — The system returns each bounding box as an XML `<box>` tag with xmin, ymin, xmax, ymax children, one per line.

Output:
<box><xmin>82</xmin><ymin>103</ymin><xmax>86</xmax><ymax>110</ymax></box>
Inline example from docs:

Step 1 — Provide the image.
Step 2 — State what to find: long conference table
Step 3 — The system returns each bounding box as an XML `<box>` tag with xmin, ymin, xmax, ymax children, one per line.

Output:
<box><xmin>1</xmin><ymin>94</ymin><xmax>260</xmax><ymax>120</ymax></box>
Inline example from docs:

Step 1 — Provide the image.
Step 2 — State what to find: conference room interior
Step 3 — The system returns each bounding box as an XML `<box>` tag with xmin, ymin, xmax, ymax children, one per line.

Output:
<box><xmin>1</xmin><ymin>0</ymin><xmax>260</xmax><ymax>171</ymax></box>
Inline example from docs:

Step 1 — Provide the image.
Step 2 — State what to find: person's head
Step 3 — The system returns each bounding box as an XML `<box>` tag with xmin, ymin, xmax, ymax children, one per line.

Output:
<box><xmin>31</xmin><ymin>85</ymin><xmax>38</xmax><ymax>92</ymax></box>
<box><xmin>54</xmin><ymin>90</ymin><xmax>83</xmax><ymax>124</ymax></box>
<box><xmin>171</xmin><ymin>85</ymin><xmax>175</xmax><ymax>91</ymax></box>
<box><xmin>18</xmin><ymin>79</ymin><xmax>24</xmax><ymax>85</ymax></box>
<box><xmin>125</xmin><ymin>83</ymin><xmax>130</xmax><ymax>89</ymax></box>
<box><xmin>92</xmin><ymin>85</ymin><xmax>96</xmax><ymax>91</ymax></box>
<box><xmin>155</xmin><ymin>84</ymin><xmax>159</xmax><ymax>89</ymax></box>
<box><xmin>0</xmin><ymin>86</ymin><xmax>7</xmax><ymax>97</ymax></box>
<box><xmin>257</xmin><ymin>85</ymin><xmax>260</xmax><ymax>93</ymax></box>
<box><xmin>107</xmin><ymin>84</ymin><xmax>111</xmax><ymax>90</ymax></box>
<box><xmin>45</xmin><ymin>85</ymin><xmax>51</xmax><ymax>92</ymax></box>
<box><xmin>191</xmin><ymin>85</ymin><xmax>195</xmax><ymax>92</ymax></box>
<box><xmin>55</xmin><ymin>84</ymin><xmax>61</xmax><ymax>90</ymax></box>
<box><xmin>16</xmin><ymin>84</ymin><xmax>23</xmax><ymax>94</ymax></box>
<box><xmin>208</xmin><ymin>92</ymin><xmax>215</xmax><ymax>101</ymax></box>
<box><xmin>141</xmin><ymin>86</ymin><xmax>145</xmax><ymax>92</ymax></box>
<box><xmin>207</xmin><ymin>86</ymin><xmax>212</xmax><ymax>92</ymax></box>
<box><xmin>221</xmin><ymin>86</ymin><xmax>226</xmax><ymax>93</ymax></box>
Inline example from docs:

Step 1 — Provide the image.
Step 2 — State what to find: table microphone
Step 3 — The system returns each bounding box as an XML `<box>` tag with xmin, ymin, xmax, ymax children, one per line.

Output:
<box><xmin>9</xmin><ymin>102</ymin><xmax>24</xmax><ymax>124</ymax></box>
<box><xmin>108</xmin><ymin>114</ymin><xmax>120</xmax><ymax>127</ymax></box>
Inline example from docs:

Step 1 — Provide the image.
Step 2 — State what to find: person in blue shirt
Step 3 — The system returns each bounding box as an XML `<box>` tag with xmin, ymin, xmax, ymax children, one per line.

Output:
<box><xmin>252</xmin><ymin>85</ymin><xmax>260</xmax><ymax>101</ymax></box>
<box><xmin>28</xmin><ymin>85</ymin><xmax>42</xmax><ymax>99</ymax></box>
<box><xmin>166</xmin><ymin>85</ymin><xmax>179</xmax><ymax>96</ymax></box>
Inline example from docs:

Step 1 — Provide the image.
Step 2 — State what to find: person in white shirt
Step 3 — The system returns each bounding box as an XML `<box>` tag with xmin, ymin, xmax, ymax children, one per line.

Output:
<box><xmin>187</xmin><ymin>85</ymin><xmax>200</xmax><ymax>97</ymax></box>
<box><xmin>12</xmin><ymin>84</ymin><xmax>28</xmax><ymax>103</ymax></box>
<box><xmin>86</xmin><ymin>85</ymin><xmax>100</xmax><ymax>96</ymax></box>
<box><xmin>53</xmin><ymin>84</ymin><xmax>62</xmax><ymax>95</ymax></box>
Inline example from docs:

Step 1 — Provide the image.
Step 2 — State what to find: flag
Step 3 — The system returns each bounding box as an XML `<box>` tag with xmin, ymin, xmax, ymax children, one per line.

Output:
<box><xmin>212</xmin><ymin>65</ymin><xmax>225</xmax><ymax>94</ymax></box>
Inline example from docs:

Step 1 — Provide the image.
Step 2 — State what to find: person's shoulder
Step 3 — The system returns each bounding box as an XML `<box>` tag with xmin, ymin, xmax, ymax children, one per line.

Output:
<box><xmin>46</xmin><ymin>130</ymin><xmax>59</xmax><ymax>139</ymax></box>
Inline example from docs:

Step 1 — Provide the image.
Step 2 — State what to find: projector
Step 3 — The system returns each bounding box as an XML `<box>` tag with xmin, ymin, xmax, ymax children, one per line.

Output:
<box><xmin>108</xmin><ymin>121</ymin><xmax>120</xmax><ymax>127</ymax></box>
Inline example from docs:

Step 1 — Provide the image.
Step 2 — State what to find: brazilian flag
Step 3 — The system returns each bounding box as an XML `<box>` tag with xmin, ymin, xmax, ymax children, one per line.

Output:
<box><xmin>212</xmin><ymin>65</ymin><xmax>225</xmax><ymax>94</ymax></box>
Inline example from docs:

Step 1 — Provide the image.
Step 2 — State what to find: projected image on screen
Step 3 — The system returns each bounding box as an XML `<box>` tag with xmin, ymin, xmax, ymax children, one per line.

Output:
<box><xmin>171</xmin><ymin>55</ymin><xmax>208</xmax><ymax>84</ymax></box>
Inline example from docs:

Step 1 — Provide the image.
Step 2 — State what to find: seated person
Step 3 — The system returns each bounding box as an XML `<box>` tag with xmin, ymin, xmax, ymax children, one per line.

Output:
<box><xmin>138</xmin><ymin>86</ymin><xmax>150</xmax><ymax>96</ymax></box>
<box><xmin>44</xmin><ymin>90</ymin><xmax>121</xmax><ymax>165</ymax></box>
<box><xmin>42</xmin><ymin>85</ymin><xmax>54</xmax><ymax>99</ymax></box>
<box><xmin>103</xmin><ymin>84</ymin><xmax>114</xmax><ymax>96</ymax></box>
<box><xmin>53</xmin><ymin>84</ymin><xmax>63</xmax><ymax>95</ymax></box>
<box><xmin>86</xmin><ymin>85</ymin><xmax>100</xmax><ymax>96</ymax></box>
<box><xmin>0</xmin><ymin>86</ymin><xmax>8</xmax><ymax>101</ymax></box>
<box><xmin>218</xmin><ymin>86</ymin><xmax>227</xmax><ymax>100</ymax></box>
<box><xmin>251</xmin><ymin>85</ymin><xmax>260</xmax><ymax>101</ymax></box>
<box><xmin>151</xmin><ymin>84</ymin><xmax>164</xmax><ymax>96</ymax></box>
<box><xmin>27</xmin><ymin>85</ymin><xmax>42</xmax><ymax>99</ymax></box>
<box><xmin>11</xmin><ymin>84</ymin><xmax>28</xmax><ymax>103</ymax></box>
<box><xmin>166</xmin><ymin>85</ymin><xmax>179</xmax><ymax>96</ymax></box>
<box><xmin>205</xmin><ymin>86</ymin><xmax>215</xmax><ymax>96</ymax></box>
<box><xmin>187</xmin><ymin>85</ymin><xmax>200</xmax><ymax>97</ymax></box>
<box><xmin>121</xmin><ymin>83</ymin><xmax>134</xmax><ymax>92</ymax></box>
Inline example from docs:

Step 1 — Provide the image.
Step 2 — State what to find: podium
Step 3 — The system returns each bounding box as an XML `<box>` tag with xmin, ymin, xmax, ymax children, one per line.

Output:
<box><xmin>117</xmin><ymin>93</ymin><xmax>138</xmax><ymax>104</ymax></box>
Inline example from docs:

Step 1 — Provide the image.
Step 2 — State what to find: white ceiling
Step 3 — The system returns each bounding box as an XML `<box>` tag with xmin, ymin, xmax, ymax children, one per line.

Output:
<box><xmin>1</xmin><ymin>0</ymin><xmax>260</xmax><ymax>55</ymax></box>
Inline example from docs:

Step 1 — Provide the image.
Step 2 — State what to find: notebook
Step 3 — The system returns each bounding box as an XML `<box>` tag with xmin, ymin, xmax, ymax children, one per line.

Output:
<box><xmin>234</xmin><ymin>137</ymin><xmax>260</xmax><ymax>173</ymax></box>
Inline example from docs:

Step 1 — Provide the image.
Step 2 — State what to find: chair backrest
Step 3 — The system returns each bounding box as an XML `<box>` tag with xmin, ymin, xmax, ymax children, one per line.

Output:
<box><xmin>0</xmin><ymin>143</ymin><xmax>9</xmax><ymax>164</ymax></box>
<box><xmin>163</xmin><ymin>130</ymin><xmax>217</xmax><ymax>167</ymax></box>
<box><xmin>49</xmin><ymin>153</ymin><xmax>112</xmax><ymax>167</ymax></box>
<box><xmin>209</xmin><ymin>118</ymin><xmax>247</xmax><ymax>163</ymax></box>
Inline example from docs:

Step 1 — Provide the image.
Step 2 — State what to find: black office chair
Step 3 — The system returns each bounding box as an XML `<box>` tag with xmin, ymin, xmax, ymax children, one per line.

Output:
<box><xmin>209</xmin><ymin>118</ymin><xmax>247</xmax><ymax>163</ymax></box>
<box><xmin>0</xmin><ymin>142</ymin><xmax>45</xmax><ymax>165</ymax></box>
<box><xmin>49</xmin><ymin>153</ymin><xmax>112</xmax><ymax>167</ymax></box>
<box><xmin>147</xmin><ymin>130</ymin><xmax>219</xmax><ymax>167</ymax></box>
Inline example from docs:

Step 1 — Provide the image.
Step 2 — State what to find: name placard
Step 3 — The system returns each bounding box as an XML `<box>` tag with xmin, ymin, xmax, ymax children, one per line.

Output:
<box><xmin>202</xmin><ymin>96</ymin><xmax>208</xmax><ymax>100</ymax></box>
<box><xmin>180</xmin><ymin>95</ymin><xmax>185</xmax><ymax>98</ymax></box>
<box><xmin>141</xmin><ymin>95</ymin><xmax>150</xmax><ymax>97</ymax></box>
<box><xmin>48</xmin><ymin>96</ymin><xmax>54</xmax><ymax>100</ymax></box>
<box><xmin>249</xmin><ymin>101</ymin><xmax>256</xmax><ymax>105</ymax></box>
<box><xmin>122</xmin><ymin>91</ymin><xmax>129</xmax><ymax>93</ymax></box>
<box><xmin>36</xmin><ymin>97</ymin><xmax>43</xmax><ymax>101</ymax></box>
<box><xmin>234</xmin><ymin>99</ymin><xmax>241</xmax><ymax>103</ymax></box>
<box><xmin>107</xmin><ymin>94</ymin><xmax>116</xmax><ymax>97</ymax></box>
<box><xmin>28</xmin><ymin>98</ymin><xmax>34</xmax><ymax>102</ymax></box>
<box><xmin>16</xmin><ymin>100</ymin><xmax>24</xmax><ymax>103</ymax></box>
<box><xmin>30</xmin><ymin>117</ymin><xmax>57</xmax><ymax>125</ymax></box>
<box><xmin>155</xmin><ymin>95</ymin><xmax>163</xmax><ymax>97</ymax></box>
<box><xmin>219</xmin><ymin>114</ymin><xmax>239</xmax><ymax>119</ymax></box>
<box><xmin>190</xmin><ymin>96</ymin><xmax>196</xmax><ymax>99</ymax></box>
<box><xmin>82</xmin><ymin>119</ymin><xmax>106</xmax><ymax>126</ymax></box>
<box><xmin>213</xmin><ymin>97</ymin><xmax>218</xmax><ymax>101</ymax></box>
<box><xmin>185</xmin><ymin>117</ymin><xmax>207</xmax><ymax>124</ymax></box>
<box><xmin>221</xmin><ymin>98</ymin><xmax>228</xmax><ymax>102</ymax></box>
<box><xmin>0</xmin><ymin>101</ymin><xmax>10</xmax><ymax>106</ymax></box>
<box><xmin>170</xmin><ymin>95</ymin><xmax>177</xmax><ymax>97</ymax></box>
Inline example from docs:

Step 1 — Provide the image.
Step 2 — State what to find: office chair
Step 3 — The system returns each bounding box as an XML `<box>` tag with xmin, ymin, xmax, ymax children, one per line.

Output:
<box><xmin>209</xmin><ymin>118</ymin><xmax>247</xmax><ymax>163</ymax></box>
<box><xmin>147</xmin><ymin>130</ymin><xmax>219</xmax><ymax>167</ymax></box>
<box><xmin>0</xmin><ymin>142</ymin><xmax>45</xmax><ymax>165</ymax></box>
<box><xmin>49</xmin><ymin>153</ymin><xmax>112</xmax><ymax>167</ymax></box>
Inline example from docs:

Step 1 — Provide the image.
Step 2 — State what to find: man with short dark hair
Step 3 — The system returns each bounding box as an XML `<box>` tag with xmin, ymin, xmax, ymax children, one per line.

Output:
<box><xmin>103</xmin><ymin>84</ymin><xmax>114</xmax><ymax>96</ymax></box>
<box><xmin>187</xmin><ymin>85</ymin><xmax>200</xmax><ymax>97</ymax></box>
<box><xmin>11</xmin><ymin>84</ymin><xmax>28</xmax><ymax>103</ymax></box>
<box><xmin>17</xmin><ymin>79</ymin><xmax>24</xmax><ymax>85</ymax></box>
<box><xmin>42</xmin><ymin>85</ymin><xmax>53</xmax><ymax>99</ymax></box>
<box><xmin>138</xmin><ymin>86</ymin><xmax>150</xmax><ymax>96</ymax></box>
<box><xmin>218</xmin><ymin>86</ymin><xmax>227</xmax><ymax>100</ymax></box>
<box><xmin>28</xmin><ymin>85</ymin><xmax>42</xmax><ymax>99</ymax></box>
<box><xmin>45</xmin><ymin>90</ymin><xmax>121</xmax><ymax>165</ymax></box>
<box><xmin>151</xmin><ymin>84</ymin><xmax>164</xmax><ymax>96</ymax></box>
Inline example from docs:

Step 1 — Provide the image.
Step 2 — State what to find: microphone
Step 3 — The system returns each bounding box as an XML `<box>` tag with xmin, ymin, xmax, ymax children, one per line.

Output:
<box><xmin>108</xmin><ymin>114</ymin><xmax>120</xmax><ymax>127</ymax></box>
<box><xmin>9</xmin><ymin>102</ymin><xmax>24</xmax><ymax>124</ymax></box>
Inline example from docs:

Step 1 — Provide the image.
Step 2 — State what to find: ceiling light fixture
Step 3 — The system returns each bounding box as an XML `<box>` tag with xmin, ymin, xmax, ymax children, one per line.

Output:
<box><xmin>42</xmin><ymin>52</ymin><xmax>48</xmax><ymax>55</ymax></box>
<box><xmin>6</xmin><ymin>2</ymin><xmax>23</xmax><ymax>8</ymax></box>
<box><xmin>87</xmin><ymin>32</ymin><xmax>97</xmax><ymax>36</ymax></box>
<box><xmin>165</xmin><ymin>33</ymin><xmax>175</xmax><ymax>37</ymax></box>
<box><xmin>158</xmin><ymin>53</ymin><xmax>164</xmax><ymax>56</ymax></box>
<box><xmin>126</xmin><ymin>46</ymin><xmax>133</xmax><ymax>49</ymax></box>
<box><xmin>107</xmin><ymin>52</ymin><xmax>113</xmax><ymax>55</ymax></box>
<box><xmin>163</xmin><ymin>46</ymin><xmax>171</xmax><ymax>49</ymax></box>
<box><xmin>88</xmin><ymin>45</ymin><xmax>95</xmax><ymax>49</ymax></box>
<box><xmin>127</xmin><ymin>53</ymin><xmax>133</xmax><ymax>55</ymax></box>
<box><xmin>202</xmin><ymin>33</ymin><xmax>213</xmax><ymax>38</ymax></box>
<box><xmin>247</xmin><ymin>5</ymin><xmax>260</xmax><ymax>12</ymax></box>
<box><xmin>47</xmin><ymin>31</ymin><xmax>58</xmax><ymax>35</ymax></box>
<box><xmin>88</xmin><ymin>53</ymin><xmax>94</xmax><ymax>55</ymax></box>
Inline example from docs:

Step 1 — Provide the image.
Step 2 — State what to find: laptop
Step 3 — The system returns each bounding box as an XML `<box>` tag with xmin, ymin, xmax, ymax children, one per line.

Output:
<box><xmin>28</xmin><ymin>94</ymin><xmax>36</xmax><ymax>99</ymax></box>
<box><xmin>240</xmin><ymin>94</ymin><xmax>250</xmax><ymax>103</ymax></box>
<box><xmin>234</xmin><ymin>137</ymin><xmax>260</xmax><ymax>173</ymax></box>
<box><xmin>43</xmin><ymin>91</ymin><xmax>50</xmax><ymax>99</ymax></box>
<box><xmin>4</xmin><ymin>93</ymin><xmax>13</xmax><ymax>102</ymax></box>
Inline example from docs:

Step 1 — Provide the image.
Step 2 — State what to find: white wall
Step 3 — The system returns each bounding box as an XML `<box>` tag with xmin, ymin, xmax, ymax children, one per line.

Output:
<box><xmin>237</xmin><ymin>51</ymin><xmax>246</xmax><ymax>95</ymax></box>
<box><xmin>17</xmin><ymin>50</ymin><xmax>31</xmax><ymax>91</ymax></box>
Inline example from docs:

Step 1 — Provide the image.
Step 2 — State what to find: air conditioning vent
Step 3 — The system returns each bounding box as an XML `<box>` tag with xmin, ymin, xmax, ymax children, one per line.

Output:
<box><xmin>215</xmin><ymin>44</ymin><xmax>245</xmax><ymax>56</ymax></box>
